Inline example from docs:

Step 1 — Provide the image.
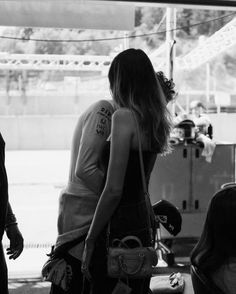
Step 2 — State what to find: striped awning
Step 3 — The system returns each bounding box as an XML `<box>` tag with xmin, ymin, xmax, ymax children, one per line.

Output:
<box><xmin>0</xmin><ymin>0</ymin><xmax>234</xmax><ymax>29</ymax></box>
<box><xmin>0</xmin><ymin>1</ymin><xmax>135</xmax><ymax>30</ymax></box>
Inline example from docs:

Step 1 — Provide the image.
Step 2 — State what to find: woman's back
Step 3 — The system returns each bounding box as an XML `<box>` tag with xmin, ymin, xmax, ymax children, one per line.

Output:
<box><xmin>102</xmin><ymin>108</ymin><xmax>158</xmax><ymax>202</ymax></box>
<box><xmin>121</xmin><ymin>148</ymin><xmax>157</xmax><ymax>204</ymax></box>
<box><xmin>100</xmin><ymin>109</ymin><xmax>158</xmax><ymax>245</ymax></box>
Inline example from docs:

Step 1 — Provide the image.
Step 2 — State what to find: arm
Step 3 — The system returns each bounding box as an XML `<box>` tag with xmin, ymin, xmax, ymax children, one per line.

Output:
<box><xmin>5</xmin><ymin>202</ymin><xmax>17</xmax><ymax>228</ymax></box>
<box><xmin>5</xmin><ymin>201</ymin><xmax>24</xmax><ymax>261</ymax></box>
<box><xmin>81</xmin><ymin>109</ymin><xmax>133</xmax><ymax>279</ymax></box>
<box><xmin>86</xmin><ymin>110</ymin><xmax>133</xmax><ymax>241</ymax></box>
<box><xmin>0</xmin><ymin>135</ymin><xmax>24</xmax><ymax>259</ymax></box>
<box><xmin>75</xmin><ymin>101</ymin><xmax>113</xmax><ymax>194</ymax></box>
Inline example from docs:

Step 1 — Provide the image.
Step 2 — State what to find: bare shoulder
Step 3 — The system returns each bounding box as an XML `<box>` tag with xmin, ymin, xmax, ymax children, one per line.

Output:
<box><xmin>111</xmin><ymin>109</ymin><xmax>135</xmax><ymax>141</ymax></box>
<box><xmin>112</xmin><ymin>108</ymin><xmax>134</xmax><ymax>126</ymax></box>
<box><xmin>112</xmin><ymin>108</ymin><xmax>134</xmax><ymax>141</ymax></box>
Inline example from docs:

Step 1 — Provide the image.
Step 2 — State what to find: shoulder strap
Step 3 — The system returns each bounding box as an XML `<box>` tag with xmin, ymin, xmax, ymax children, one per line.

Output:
<box><xmin>132</xmin><ymin>113</ymin><xmax>148</xmax><ymax>194</ymax></box>
<box><xmin>106</xmin><ymin>111</ymin><xmax>156</xmax><ymax>250</ymax></box>
<box><xmin>131</xmin><ymin>111</ymin><xmax>156</xmax><ymax>242</ymax></box>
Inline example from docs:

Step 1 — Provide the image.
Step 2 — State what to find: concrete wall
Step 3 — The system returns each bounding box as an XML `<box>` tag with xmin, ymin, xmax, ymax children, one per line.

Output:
<box><xmin>0</xmin><ymin>91</ymin><xmax>109</xmax><ymax>115</ymax></box>
<box><xmin>0</xmin><ymin>91</ymin><xmax>110</xmax><ymax>150</ymax></box>
<box><xmin>1</xmin><ymin>111</ymin><xmax>236</xmax><ymax>150</ymax></box>
<box><xmin>1</xmin><ymin>115</ymin><xmax>77</xmax><ymax>150</ymax></box>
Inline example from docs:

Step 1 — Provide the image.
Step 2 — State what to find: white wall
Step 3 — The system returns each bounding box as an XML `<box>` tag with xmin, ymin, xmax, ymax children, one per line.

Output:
<box><xmin>1</xmin><ymin>113</ymin><xmax>236</xmax><ymax>150</ymax></box>
<box><xmin>209</xmin><ymin>113</ymin><xmax>236</xmax><ymax>143</ymax></box>
<box><xmin>1</xmin><ymin>115</ymin><xmax>77</xmax><ymax>150</ymax></box>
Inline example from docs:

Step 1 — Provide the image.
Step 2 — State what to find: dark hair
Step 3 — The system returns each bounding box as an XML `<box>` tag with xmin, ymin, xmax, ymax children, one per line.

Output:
<box><xmin>108</xmin><ymin>48</ymin><xmax>172</xmax><ymax>153</ymax></box>
<box><xmin>190</xmin><ymin>185</ymin><xmax>236</xmax><ymax>272</ymax></box>
<box><xmin>156</xmin><ymin>71</ymin><xmax>176</xmax><ymax>103</ymax></box>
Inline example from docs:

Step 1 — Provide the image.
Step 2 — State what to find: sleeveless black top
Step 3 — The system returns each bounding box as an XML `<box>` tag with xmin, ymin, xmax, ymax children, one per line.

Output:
<box><xmin>101</xmin><ymin>142</ymin><xmax>157</xmax><ymax>246</ymax></box>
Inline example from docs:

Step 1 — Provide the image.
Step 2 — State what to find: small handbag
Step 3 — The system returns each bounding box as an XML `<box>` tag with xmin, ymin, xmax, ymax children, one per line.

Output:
<box><xmin>107</xmin><ymin>112</ymin><xmax>158</xmax><ymax>279</ymax></box>
<box><xmin>107</xmin><ymin>235</ymin><xmax>157</xmax><ymax>278</ymax></box>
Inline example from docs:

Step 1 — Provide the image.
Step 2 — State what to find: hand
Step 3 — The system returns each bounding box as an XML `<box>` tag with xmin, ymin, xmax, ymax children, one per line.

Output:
<box><xmin>81</xmin><ymin>238</ymin><xmax>95</xmax><ymax>281</ymax></box>
<box><xmin>6</xmin><ymin>224</ymin><xmax>24</xmax><ymax>260</ymax></box>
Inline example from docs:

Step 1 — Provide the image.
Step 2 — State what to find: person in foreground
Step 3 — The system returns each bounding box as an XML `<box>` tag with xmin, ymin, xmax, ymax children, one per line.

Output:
<box><xmin>0</xmin><ymin>133</ymin><xmax>24</xmax><ymax>294</ymax></box>
<box><xmin>81</xmin><ymin>48</ymin><xmax>172</xmax><ymax>294</ymax></box>
<box><xmin>191</xmin><ymin>184</ymin><xmax>236</xmax><ymax>294</ymax></box>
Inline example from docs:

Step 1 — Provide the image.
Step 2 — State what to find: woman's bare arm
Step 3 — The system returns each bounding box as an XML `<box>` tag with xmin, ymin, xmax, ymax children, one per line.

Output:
<box><xmin>86</xmin><ymin>109</ymin><xmax>134</xmax><ymax>241</ymax></box>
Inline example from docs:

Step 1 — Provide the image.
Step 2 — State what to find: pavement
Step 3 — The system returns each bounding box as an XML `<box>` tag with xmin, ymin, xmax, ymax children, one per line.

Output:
<box><xmin>9</xmin><ymin>281</ymin><xmax>51</xmax><ymax>293</ymax></box>
<box><xmin>4</xmin><ymin>150</ymin><xmax>70</xmax><ymax>279</ymax></box>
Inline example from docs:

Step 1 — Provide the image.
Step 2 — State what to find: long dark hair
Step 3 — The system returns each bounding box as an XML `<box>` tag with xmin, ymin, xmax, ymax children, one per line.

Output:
<box><xmin>191</xmin><ymin>185</ymin><xmax>236</xmax><ymax>272</ymax></box>
<box><xmin>108</xmin><ymin>48</ymin><xmax>172</xmax><ymax>153</ymax></box>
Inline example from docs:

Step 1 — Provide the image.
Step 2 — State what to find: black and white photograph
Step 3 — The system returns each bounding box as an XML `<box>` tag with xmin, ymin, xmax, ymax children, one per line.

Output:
<box><xmin>0</xmin><ymin>1</ymin><xmax>236</xmax><ymax>293</ymax></box>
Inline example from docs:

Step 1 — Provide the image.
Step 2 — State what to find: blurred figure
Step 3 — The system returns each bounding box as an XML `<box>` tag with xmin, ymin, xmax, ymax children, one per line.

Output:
<box><xmin>190</xmin><ymin>100</ymin><xmax>206</xmax><ymax>118</ymax></box>
<box><xmin>189</xmin><ymin>100</ymin><xmax>211</xmax><ymax>136</ymax></box>
<box><xmin>81</xmin><ymin>48</ymin><xmax>172</xmax><ymax>293</ymax></box>
<box><xmin>173</xmin><ymin>100</ymin><xmax>211</xmax><ymax>131</ymax></box>
<box><xmin>0</xmin><ymin>133</ymin><xmax>24</xmax><ymax>294</ymax></box>
<box><xmin>171</xmin><ymin>99</ymin><xmax>215</xmax><ymax>162</ymax></box>
<box><xmin>191</xmin><ymin>184</ymin><xmax>236</xmax><ymax>294</ymax></box>
<box><xmin>189</xmin><ymin>100</ymin><xmax>215</xmax><ymax>162</ymax></box>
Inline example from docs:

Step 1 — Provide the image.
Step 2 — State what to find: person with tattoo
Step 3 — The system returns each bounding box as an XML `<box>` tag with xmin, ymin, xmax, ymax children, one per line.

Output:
<box><xmin>43</xmin><ymin>100</ymin><xmax>114</xmax><ymax>294</ymax></box>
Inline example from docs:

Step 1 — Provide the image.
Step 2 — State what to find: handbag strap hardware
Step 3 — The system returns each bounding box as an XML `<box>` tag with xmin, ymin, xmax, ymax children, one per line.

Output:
<box><xmin>111</xmin><ymin>236</ymin><xmax>143</xmax><ymax>248</ymax></box>
<box><xmin>119</xmin><ymin>254</ymin><xmax>145</xmax><ymax>276</ymax></box>
<box><xmin>120</xmin><ymin>236</ymin><xmax>143</xmax><ymax>247</ymax></box>
<box><xmin>111</xmin><ymin>238</ymin><xmax>129</xmax><ymax>248</ymax></box>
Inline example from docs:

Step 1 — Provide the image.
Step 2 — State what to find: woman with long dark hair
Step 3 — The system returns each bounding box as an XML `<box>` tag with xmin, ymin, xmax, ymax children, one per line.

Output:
<box><xmin>81</xmin><ymin>48</ymin><xmax>172</xmax><ymax>294</ymax></box>
<box><xmin>191</xmin><ymin>184</ymin><xmax>236</xmax><ymax>293</ymax></box>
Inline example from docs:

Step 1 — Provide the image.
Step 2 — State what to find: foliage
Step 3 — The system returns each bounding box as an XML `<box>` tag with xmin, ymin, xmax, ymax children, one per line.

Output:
<box><xmin>0</xmin><ymin>7</ymin><xmax>235</xmax><ymax>93</ymax></box>
<box><xmin>0</xmin><ymin>8</ymin><xmax>235</xmax><ymax>56</ymax></box>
